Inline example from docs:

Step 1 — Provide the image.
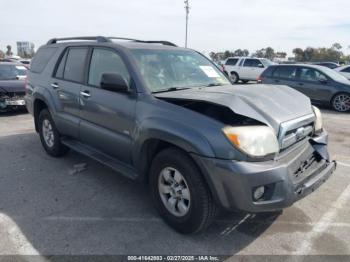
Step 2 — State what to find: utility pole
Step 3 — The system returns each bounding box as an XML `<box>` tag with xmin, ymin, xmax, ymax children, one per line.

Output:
<box><xmin>184</xmin><ymin>0</ymin><xmax>190</xmax><ymax>48</ymax></box>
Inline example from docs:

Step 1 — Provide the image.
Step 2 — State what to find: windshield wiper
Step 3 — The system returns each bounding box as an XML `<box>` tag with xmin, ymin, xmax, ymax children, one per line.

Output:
<box><xmin>152</xmin><ymin>87</ymin><xmax>190</xmax><ymax>94</ymax></box>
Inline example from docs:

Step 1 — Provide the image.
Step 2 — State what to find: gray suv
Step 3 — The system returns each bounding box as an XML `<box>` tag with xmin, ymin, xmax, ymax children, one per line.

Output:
<box><xmin>25</xmin><ymin>36</ymin><xmax>336</xmax><ymax>234</ymax></box>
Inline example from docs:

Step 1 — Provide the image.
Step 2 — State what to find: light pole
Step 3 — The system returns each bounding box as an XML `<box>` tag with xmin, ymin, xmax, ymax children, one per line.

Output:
<box><xmin>184</xmin><ymin>0</ymin><xmax>190</xmax><ymax>48</ymax></box>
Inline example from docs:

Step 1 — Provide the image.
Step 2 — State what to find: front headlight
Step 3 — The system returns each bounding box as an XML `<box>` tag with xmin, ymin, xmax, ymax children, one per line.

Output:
<box><xmin>222</xmin><ymin>125</ymin><xmax>279</xmax><ymax>157</ymax></box>
<box><xmin>313</xmin><ymin>106</ymin><xmax>323</xmax><ymax>132</ymax></box>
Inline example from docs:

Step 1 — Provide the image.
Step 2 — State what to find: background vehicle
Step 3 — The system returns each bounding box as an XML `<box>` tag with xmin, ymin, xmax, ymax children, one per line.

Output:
<box><xmin>26</xmin><ymin>36</ymin><xmax>335</xmax><ymax>233</ymax></box>
<box><xmin>0</xmin><ymin>62</ymin><xmax>27</xmax><ymax>111</ymax></box>
<box><xmin>335</xmin><ymin>65</ymin><xmax>350</xmax><ymax>80</ymax></box>
<box><xmin>259</xmin><ymin>64</ymin><xmax>350</xmax><ymax>112</ymax></box>
<box><xmin>222</xmin><ymin>57</ymin><xmax>275</xmax><ymax>83</ymax></box>
<box><xmin>313</xmin><ymin>62</ymin><xmax>339</xmax><ymax>69</ymax></box>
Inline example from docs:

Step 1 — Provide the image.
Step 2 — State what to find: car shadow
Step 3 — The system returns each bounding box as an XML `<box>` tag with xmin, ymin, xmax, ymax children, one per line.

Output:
<box><xmin>0</xmin><ymin>108</ymin><xmax>28</xmax><ymax>117</ymax></box>
<box><xmin>0</xmin><ymin>132</ymin><xmax>280</xmax><ymax>256</ymax></box>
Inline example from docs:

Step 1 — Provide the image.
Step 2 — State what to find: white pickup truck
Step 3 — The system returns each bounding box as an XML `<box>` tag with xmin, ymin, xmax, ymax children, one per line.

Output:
<box><xmin>222</xmin><ymin>57</ymin><xmax>275</xmax><ymax>83</ymax></box>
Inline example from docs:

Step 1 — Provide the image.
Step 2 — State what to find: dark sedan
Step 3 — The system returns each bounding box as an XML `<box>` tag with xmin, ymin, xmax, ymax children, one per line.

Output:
<box><xmin>259</xmin><ymin>64</ymin><xmax>350</xmax><ymax>112</ymax></box>
<box><xmin>0</xmin><ymin>62</ymin><xmax>27</xmax><ymax>111</ymax></box>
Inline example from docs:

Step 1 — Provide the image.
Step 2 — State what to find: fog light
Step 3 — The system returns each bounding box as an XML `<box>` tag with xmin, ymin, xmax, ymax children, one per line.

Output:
<box><xmin>253</xmin><ymin>186</ymin><xmax>265</xmax><ymax>201</ymax></box>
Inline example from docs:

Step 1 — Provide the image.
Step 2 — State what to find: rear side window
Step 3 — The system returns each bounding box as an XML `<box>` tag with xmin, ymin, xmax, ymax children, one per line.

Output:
<box><xmin>31</xmin><ymin>47</ymin><xmax>57</xmax><ymax>73</ymax></box>
<box><xmin>225</xmin><ymin>58</ymin><xmax>238</xmax><ymax>66</ymax></box>
<box><xmin>272</xmin><ymin>66</ymin><xmax>297</xmax><ymax>79</ymax></box>
<box><xmin>55</xmin><ymin>47</ymin><xmax>88</xmax><ymax>83</ymax></box>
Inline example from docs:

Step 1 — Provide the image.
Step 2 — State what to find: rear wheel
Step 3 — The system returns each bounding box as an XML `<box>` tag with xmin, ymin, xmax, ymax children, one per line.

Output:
<box><xmin>149</xmin><ymin>148</ymin><xmax>217</xmax><ymax>234</ymax></box>
<box><xmin>230</xmin><ymin>72</ymin><xmax>239</xmax><ymax>84</ymax></box>
<box><xmin>331</xmin><ymin>93</ymin><xmax>350</xmax><ymax>112</ymax></box>
<box><xmin>38</xmin><ymin>109</ymin><xmax>69</xmax><ymax>157</ymax></box>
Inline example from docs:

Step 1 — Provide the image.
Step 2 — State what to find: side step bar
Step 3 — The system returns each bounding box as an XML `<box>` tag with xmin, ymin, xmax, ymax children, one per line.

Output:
<box><xmin>61</xmin><ymin>138</ymin><xmax>138</xmax><ymax>180</ymax></box>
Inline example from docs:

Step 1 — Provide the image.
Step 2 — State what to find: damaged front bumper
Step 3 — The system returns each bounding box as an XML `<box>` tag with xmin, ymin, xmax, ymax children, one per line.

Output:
<box><xmin>191</xmin><ymin>130</ymin><xmax>336</xmax><ymax>213</ymax></box>
<box><xmin>0</xmin><ymin>94</ymin><xmax>26</xmax><ymax>109</ymax></box>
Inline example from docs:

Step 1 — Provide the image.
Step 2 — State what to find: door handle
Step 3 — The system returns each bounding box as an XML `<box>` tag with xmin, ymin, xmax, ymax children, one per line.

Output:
<box><xmin>51</xmin><ymin>83</ymin><xmax>59</xmax><ymax>89</ymax></box>
<box><xmin>80</xmin><ymin>90</ymin><xmax>91</xmax><ymax>98</ymax></box>
<box><xmin>298</xmin><ymin>83</ymin><xmax>304</xmax><ymax>86</ymax></box>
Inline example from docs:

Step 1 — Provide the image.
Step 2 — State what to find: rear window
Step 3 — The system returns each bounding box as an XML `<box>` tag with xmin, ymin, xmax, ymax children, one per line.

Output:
<box><xmin>272</xmin><ymin>66</ymin><xmax>297</xmax><ymax>79</ymax></box>
<box><xmin>30</xmin><ymin>47</ymin><xmax>57</xmax><ymax>73</ymax></box>
<box><xmin>225</xmin><ymin>58</ymin><xmax>238</xmax><ymax>66</ymax></box>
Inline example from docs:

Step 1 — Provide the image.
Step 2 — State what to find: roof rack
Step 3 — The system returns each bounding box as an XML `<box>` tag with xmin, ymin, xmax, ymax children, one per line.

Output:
<box><xmin>47</xmin><ymin>36</ymin><xmax>177</xmax><ymax>47</ymax></box>
<box><xmin>47</xmin><ymin>36</ymin><xmax>111</xmax><ymax>45</ymax></box>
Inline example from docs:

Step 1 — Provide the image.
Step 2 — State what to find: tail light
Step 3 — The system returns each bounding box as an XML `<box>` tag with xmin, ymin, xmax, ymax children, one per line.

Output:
<box><xmin>257</xmin><ymin>75</ymin><xmax>263</xmax><ymax>83</ymax></box>
<box><xmin>221</xmin><ymin>65</ymin><xmax>225</xmax><ymax>72</ymax></box>
<box><xmin>24</xmin><ymin>70</ymin><xmax>29</xmax><ymax>92</ymax></box>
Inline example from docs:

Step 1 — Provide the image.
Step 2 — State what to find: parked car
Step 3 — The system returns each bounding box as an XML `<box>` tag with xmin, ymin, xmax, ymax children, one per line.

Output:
<box><xmin>0</xmin><ymin>62</ymin><xmax>27</xmax><ymax>111</ymax></box>
<box><xmin>25</xmin><ymin>36</ymin><xmax>335</xmax><ymax>233</ymax></box>
<box><xmin>335</xmin><ymin>65</ymin><xmax>350</xmax><ymax>80</ymax></box>
<box><xmin>313</xmin><ymin>62</ymin><xmax>339</xmax><ymax>69</ymax></box>
<box><xmin>222</xmin><ymin>57</ymin><xmax>275</xmax><ymax>83</ymax></box>
<box><xmin>259</xmin><ymin>64</ymin><xmax>350</xmax><ymax>112</ymax></box>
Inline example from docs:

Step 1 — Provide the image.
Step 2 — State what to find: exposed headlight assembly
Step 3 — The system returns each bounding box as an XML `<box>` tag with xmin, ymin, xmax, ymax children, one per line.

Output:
<box><xmin>312</xmin><ymin>106</ymin><xmax>323</xmax><ymax>132</ymax></box>
<box><xmin>222</xmin><ymin>125</ymin><xmax>279</xmax><ymax>157</ymax></box>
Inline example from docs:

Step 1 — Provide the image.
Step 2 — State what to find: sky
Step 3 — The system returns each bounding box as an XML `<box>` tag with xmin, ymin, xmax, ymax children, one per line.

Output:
<box><xmin>1</xmin><ymin>0</ymin><xmax>350</xmax><ymax>57</ymax></box>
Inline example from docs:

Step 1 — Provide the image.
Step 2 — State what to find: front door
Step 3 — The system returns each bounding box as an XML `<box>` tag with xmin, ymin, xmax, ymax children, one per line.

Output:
<box><xmin>79</xmin><ymin>47</ymin><xmax>136</xmax><ymax>164</ymax></box>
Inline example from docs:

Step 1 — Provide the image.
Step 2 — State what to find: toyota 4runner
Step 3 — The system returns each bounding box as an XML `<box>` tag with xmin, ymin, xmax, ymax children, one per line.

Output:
<box><xmin>25</xmin><ymin>36</ymin><xmax>336</xmax><ymax>234</ymax></box>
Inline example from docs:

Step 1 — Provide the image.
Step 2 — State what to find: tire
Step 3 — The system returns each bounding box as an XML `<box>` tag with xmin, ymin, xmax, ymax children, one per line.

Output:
<box><xmin>230</xmin><ymin>72</ymin><xmax>239</xmax><ymax>84</ymax></box>
<box><xmin>38</xmin><ymin>109</ymin><xmax>69</xmax><ymax>157</ymax></box>
<box><xmin>149</xmin><ymin>148</ymin><xmax>217</xmax><ymax>234</ymax></box>
<box><xmin>331</xmin><ymin>93</ymin><xmax>350</xmax><ymax>112</ymax></box>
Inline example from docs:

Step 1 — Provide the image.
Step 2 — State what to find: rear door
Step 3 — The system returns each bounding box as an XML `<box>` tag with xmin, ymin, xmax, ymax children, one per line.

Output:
<box><xmin>51</xmin><ymin>47</ymin><xmax>89</xmax><ymax>138</ymax></box>
<box><xmin>79</xmin><ymin>47</ymin><xmax>136</xmax><ymax>164</ymax></box>
<box><xmin>269</xmin><ymin>66</ymin><xmax>298</xmax><ymax>87</ymax></box>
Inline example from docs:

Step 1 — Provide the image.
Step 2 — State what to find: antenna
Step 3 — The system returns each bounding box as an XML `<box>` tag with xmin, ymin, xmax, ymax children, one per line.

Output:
<box><xmin>184</xmin><ymin>0</ymin><xmax>190</xmax><ymax>48</ymax></box>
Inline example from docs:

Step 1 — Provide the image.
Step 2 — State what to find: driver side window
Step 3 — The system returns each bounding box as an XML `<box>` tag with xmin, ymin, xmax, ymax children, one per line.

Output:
<box><xmin>299</xmin><ymin>68</ymin><xmax>327</xmax><ymax>82</ymax></box>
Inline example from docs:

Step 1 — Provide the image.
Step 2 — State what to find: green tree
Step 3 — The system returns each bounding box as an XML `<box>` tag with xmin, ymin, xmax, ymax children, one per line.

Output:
<box><xmin>5</xmin><ymin>45</ymin><xmax>13</xmax><ymax>57</ymax></box>
<box><xmin>293</xmin><ymin>48</ymin><xmax>304</xmax><ymax>62</ymax></box>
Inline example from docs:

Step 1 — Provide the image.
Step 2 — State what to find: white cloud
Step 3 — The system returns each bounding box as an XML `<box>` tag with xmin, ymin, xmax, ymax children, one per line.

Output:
<box><xmin>1</xmin><ymin>0</ymin><xmax>349</xmax><ymax>56</ymax></box>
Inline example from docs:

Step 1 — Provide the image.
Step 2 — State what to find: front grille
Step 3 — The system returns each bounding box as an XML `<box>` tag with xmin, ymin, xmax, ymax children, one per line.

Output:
<box><xmin>278</xmin><ymin>114</ymin><xmax>315</xmax><ymax>150</ymax></box>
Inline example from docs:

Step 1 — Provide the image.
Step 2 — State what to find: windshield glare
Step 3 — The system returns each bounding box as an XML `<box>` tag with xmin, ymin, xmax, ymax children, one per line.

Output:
<box><xmin>131</xmin><ymin>49</ymin><xmax>230</xmax><ymax>92</ymax></box>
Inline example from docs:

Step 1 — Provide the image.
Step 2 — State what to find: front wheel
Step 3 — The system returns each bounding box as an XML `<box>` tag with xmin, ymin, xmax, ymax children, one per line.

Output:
<box><xmin>149</xmin><ymin>148</ymin><xmax>217</xmax><ymax>234</ymax></box>
<box><xmin>331</xmin><ymin>93</ymin><xmax>350</xmax><ymax>112</ymax></box>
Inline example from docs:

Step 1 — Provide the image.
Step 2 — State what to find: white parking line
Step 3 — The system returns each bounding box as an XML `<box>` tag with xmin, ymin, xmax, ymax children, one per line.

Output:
<box><xmin>0</xmin><ymin>213</ymin><xmax>42</xmax><ymax>257</ymax></box>
<box><xmin>337</xmin><ymin>161</ymin><xmax>350</xmax><ymax>168</ymax></box>
<box><xmin>293</xmin><ymin>184</ymin><xmax>350</xmax><ymax>255</ymax></box>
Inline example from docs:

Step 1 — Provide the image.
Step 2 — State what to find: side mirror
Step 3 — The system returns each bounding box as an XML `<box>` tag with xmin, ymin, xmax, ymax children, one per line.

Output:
<box><xmin>258</xmin><ymin>63</ymin><xmax>264</xmax><ymax>68</ymax></box>
<box><xmin>319</xmin><ymin>79</ymin><xmax>328</xmax><ymax>84</ymax></box>
<box><xmin>100</xmin><ymin>73</ymin><xmax>129</xmax><ymax>93</ymax></box>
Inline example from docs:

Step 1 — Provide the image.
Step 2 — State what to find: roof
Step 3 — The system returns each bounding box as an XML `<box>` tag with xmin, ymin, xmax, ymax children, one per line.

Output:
<box><xmin>0</xmin><ymin>61</ymin><xmax>24</xmax><ymax>66</ymax></box>
<box><xmin>270</xmin><ymin>63</ymin><xmax>329</xmax><ymax>70</ymax></box>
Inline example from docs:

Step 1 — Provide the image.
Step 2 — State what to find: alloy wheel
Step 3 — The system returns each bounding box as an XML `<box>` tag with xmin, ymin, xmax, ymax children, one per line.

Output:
<box><xmin>158</xmin><ymin>167</ymin><xmax>191</xmax><ymax>217</ymax></box>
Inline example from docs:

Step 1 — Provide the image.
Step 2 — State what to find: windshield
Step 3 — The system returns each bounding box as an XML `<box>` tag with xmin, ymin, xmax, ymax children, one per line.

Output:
<box><xmin>321</xmin><ymin>66</ymin><xmax>350</xmax><ymax>83</ymax></box>
<box><xmin>131</xmin><ymin>49</ymin><xmax>230</xmax><ymax>92</ymax></box>
<box><xmin>261</xmin><ymin>58</ymin><xmax>275</xmax><ymax>67</ymax></box>
<box><xmin>0</xmin><ymin>64</ymin><xmax>27</xmax><ymax>80</ymax></box>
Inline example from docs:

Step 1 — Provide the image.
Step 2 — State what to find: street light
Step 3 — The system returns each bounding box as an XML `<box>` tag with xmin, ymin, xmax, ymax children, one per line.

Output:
<box><xmin>184</xmin><ymin>0</ymin><xmax>190</xmax><ymax>48</ymax></box>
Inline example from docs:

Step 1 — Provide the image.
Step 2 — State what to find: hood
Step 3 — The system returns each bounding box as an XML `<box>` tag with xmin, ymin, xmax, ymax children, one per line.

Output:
<box><xmin>154</xmin><ymin>84</ymin><xmax>314</xmax><ymax>133</ymax></box>
<box><xmin>0</xmin><ymin>80</ymin><xmax>25</xmax><ymax>94</ymax></box>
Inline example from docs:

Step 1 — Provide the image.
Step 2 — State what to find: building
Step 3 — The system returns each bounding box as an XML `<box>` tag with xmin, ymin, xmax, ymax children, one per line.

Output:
<box><xmin>17</xmin><ymin>41</ymin><xmax>35</xmax><ymax>58</ymax></box>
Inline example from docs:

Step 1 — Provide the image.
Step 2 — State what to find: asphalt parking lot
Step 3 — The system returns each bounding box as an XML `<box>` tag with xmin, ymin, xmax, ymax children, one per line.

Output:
<box><xmin>0</xmin><ymin>108</ymin><xmax>349</xmax><ymax>256</ymax></box>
